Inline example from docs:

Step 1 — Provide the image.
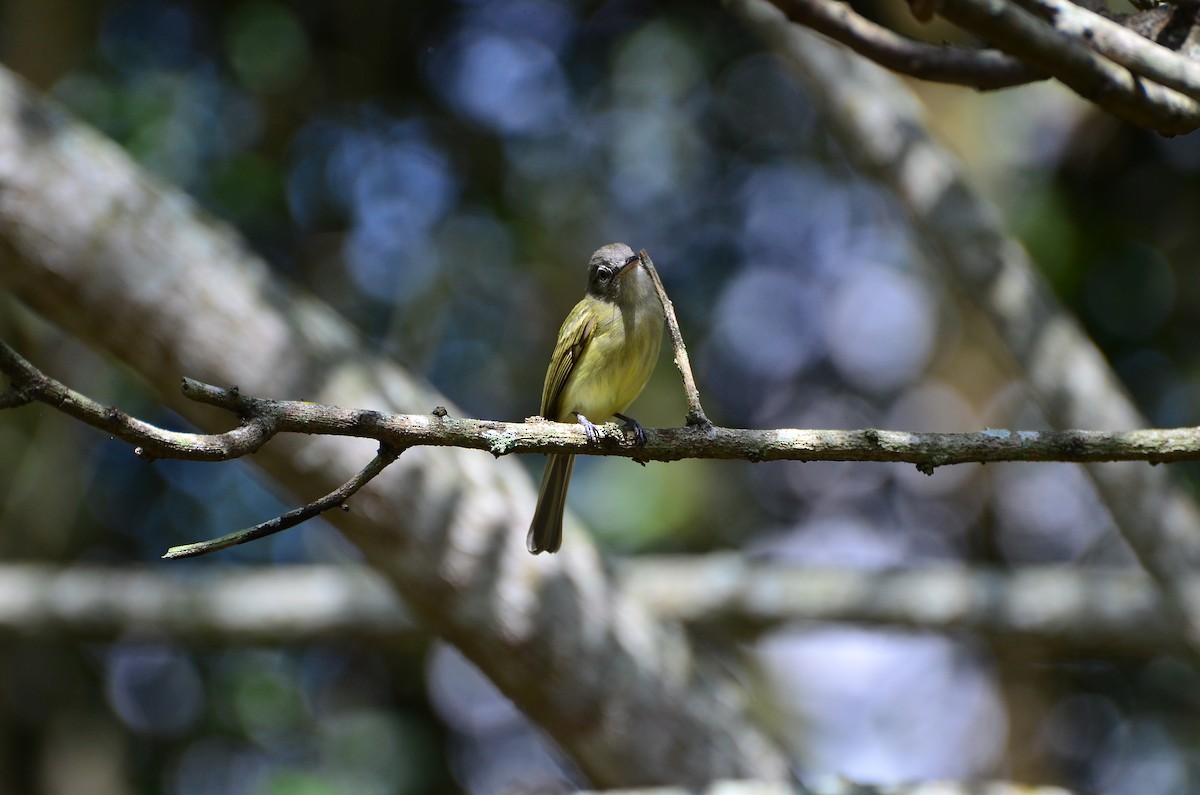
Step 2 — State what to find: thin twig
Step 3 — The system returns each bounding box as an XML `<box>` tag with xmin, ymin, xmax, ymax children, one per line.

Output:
<box><xmin>638</xmin><ymin>250</ymin><xmax>712</xmax><ymax>427</ymax></box>
<box><xmin>162</xmin><ymin>444</ymin><xmax>403</xmax><ymax>559</ymax></box>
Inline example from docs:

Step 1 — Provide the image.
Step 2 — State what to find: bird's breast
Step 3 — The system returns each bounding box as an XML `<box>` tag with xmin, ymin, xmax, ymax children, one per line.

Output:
<box><xmin>555</xmin><ymin>300</ymin><xmax>663</xmax><ymax>421</ymax></box>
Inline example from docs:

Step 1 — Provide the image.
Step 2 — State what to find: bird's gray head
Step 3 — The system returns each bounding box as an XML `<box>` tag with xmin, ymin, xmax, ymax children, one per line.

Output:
<box><xmin>585</xmin><ymin>242</ymin><xmax>643</xmax><ymax>303</ymax></box>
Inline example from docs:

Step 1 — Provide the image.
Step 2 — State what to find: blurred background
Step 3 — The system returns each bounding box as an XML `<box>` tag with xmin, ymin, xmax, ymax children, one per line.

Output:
<box><xmin>2</xmin><ymin>0</ymin><xmax>1200</xmax><ymax>793</ymax></box>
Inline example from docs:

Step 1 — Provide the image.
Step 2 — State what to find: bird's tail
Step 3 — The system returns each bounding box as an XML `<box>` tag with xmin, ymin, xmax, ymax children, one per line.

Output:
<box><xmin>527</xmin><ymin>454</ymin><xmax>575</xmax><ymax>554</ymax></box>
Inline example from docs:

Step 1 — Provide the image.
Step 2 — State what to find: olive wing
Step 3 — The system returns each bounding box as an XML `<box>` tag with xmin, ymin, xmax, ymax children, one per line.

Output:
<box><xmin>540</xmin><ymin>301</ymin><xmax>596</xmax><ymax>421</ymax></box>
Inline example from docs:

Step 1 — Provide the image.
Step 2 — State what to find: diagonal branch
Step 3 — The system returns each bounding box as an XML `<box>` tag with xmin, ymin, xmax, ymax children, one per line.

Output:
<box><xmin>638</xmin><ymin>250</ymin><xmax>712</xmax><ymax>427</ymax></box>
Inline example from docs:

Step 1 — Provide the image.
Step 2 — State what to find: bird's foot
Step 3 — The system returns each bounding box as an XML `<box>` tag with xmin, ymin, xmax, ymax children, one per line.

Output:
<box><xmin>614</xmin><ymin>413</ymin><xmax>647</xmax><ymax>446</ymax></box>
<box><xmin>573</xmin><ymin>412</ymin><xmax>600</xmax><ymax>444</ymax></box>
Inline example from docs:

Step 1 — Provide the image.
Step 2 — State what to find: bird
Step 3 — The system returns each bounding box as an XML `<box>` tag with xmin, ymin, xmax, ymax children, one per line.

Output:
<box><xmin>527</xmin><ymin>243</ymin><xmax>664</xmax><ymax>554</ymax></box>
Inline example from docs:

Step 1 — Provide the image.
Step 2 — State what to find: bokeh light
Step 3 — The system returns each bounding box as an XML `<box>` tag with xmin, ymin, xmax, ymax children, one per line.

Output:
<box><xmin>2</xmin><ymin>0</ymin><xmax>1199</xmax><ymax>793</ymax></box>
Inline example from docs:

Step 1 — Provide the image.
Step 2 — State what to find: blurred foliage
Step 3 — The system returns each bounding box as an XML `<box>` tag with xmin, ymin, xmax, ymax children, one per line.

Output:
<box><xmin>3</xmin><ymin>0</ymin><xmax>1200</xmax><ymax>793</ymax></box>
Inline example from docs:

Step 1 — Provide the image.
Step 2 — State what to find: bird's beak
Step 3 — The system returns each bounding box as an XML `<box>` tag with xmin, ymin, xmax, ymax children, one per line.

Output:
<box><xmin>617</xmin><ymin>253</ymin><xmax>641</xmax><ymax>278</ymax></box>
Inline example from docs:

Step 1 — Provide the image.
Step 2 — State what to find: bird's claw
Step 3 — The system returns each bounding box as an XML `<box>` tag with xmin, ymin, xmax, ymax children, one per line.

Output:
<box><xmin>573</xmin><ymin>412</ymin><xmax>600</xmax><ymax>444</ymax></box>
<box><xmin>614</xmin><ymin>413</ymin><xmax>647</xmax><ymax>446</ymax></box>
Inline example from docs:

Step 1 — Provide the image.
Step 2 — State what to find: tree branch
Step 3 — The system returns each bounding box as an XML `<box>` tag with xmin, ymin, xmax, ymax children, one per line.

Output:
<box><xmin>1018</xmin><ymin>0</ymin><xmax>1200</xmax><ymax>101</ymax></box>
<box><xmin>934</xmin><ymin>0</ymin><xmax>1200</xmax><ymax>134</ymax></box>
<box><xmin>9</xmin><ymin>340</ymin><xmax>1200</xmax><ymax>472</ymax></box>
<box><xmin>763</xmin><ymin>0</ymin><xmax>1200</xmax><ymax>133</ymax></box>
<box><xmin>0</xmin><ymin>341</ymin><xmax>279</xmax><ymax>461</ymax></box>
<box><xmin>766</xmin><ymin>0</ymin><xmax>1045</xmax><ymax>89</ymax></box>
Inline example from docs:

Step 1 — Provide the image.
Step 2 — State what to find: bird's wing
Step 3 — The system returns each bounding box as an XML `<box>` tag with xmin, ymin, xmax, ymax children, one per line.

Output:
<box><xmin>541</xmin><ymin>301</ymin><xmax>596</xmax><ymax>421</ymax></box>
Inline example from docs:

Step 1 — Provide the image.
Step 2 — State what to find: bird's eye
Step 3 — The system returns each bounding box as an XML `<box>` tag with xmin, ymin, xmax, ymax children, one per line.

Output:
<box><xmin>598</xmin><ymin>268</ymin><xmax>612</xmax><ymax>282</ymax></box>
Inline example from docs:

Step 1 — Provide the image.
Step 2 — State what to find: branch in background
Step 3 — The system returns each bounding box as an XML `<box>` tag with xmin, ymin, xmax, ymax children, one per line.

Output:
<box><xmin>0</xmin><ymin>561</ymin><xmax>1182</xmax><ymax>657</ymax></box>
<box><xmin>727</xmin><ymin>0</ymin><xmax>1200</xmax><ymax>657</ymax></box>
<box><xmin>1020</xmin><ymin>0</ymin><xmax>1200</xmax><ymax>101</ymax></box>
<box><xmin>622</xmin><ymin>556</ymin><xmax>1181</xmax><ymax>655</ymax></box>
<box><xmin>767</xmin><ymin>0</ymin><xmax>1045</xmax><ymax>89</ymax></box>
<box><xmin>0</xmin><ymin>564</ymin><xmax>421</xmax><ymax>646</ymax></box>
<box><xmin>1121</xmin><ymin>5</ymin><xmax>1200</xmax><ymax>62</ymax></box>
<box><xmin>578</xmin><ymin>780</ymin><xmax>1076</xmax><ymax>795</ymax></box>
<box><xmin>764</xmin><ymin>0</ymin><xmax>1200</xmax><ymax>133</ymax></box>
<box><xmin>934</xmin><ymin>0</ymin><xmax>1200</xmax><ymax>134</ymax></box>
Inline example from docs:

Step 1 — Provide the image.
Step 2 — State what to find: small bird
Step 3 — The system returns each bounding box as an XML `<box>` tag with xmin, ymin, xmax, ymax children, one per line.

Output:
<box><xmin>527</xmin><ymin>243</ymin><xmax>665</xmax><ymax>554</ymax></box>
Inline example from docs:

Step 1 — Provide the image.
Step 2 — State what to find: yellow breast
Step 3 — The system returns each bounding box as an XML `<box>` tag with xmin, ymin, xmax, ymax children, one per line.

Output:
<box><xmin>554</xmin><ymin>298</ymin><xmax>663</xmax><ymax>422</ymax></box>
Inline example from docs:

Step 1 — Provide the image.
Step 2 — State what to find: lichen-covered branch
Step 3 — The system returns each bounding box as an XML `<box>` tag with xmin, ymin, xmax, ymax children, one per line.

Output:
<box><xmin>8</xmin><ymin>343</ymin><xmax>1200</xmax><ymax>472</ymax></box>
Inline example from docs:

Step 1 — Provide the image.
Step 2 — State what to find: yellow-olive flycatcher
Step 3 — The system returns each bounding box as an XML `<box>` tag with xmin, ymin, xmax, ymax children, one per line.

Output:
<box><xmin>527</xmin><ymin>243</ymin><xmax>664</xmax><ymax>554</ymax></box>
